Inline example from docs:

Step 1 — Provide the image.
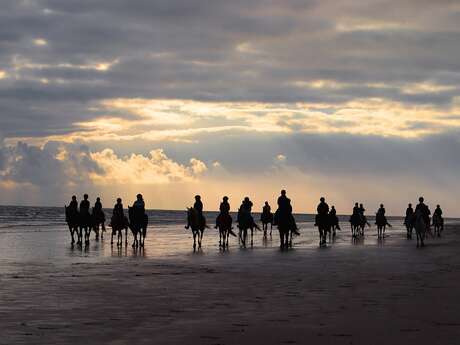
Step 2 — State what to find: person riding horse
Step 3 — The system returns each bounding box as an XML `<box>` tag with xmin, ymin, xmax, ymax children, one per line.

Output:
<box><xmin>216</xmin><ymin>196</ymin><xmax>231</xmax><ymax>228</ymax></box>
<box><xmin>433</xmin><ymin>205</ymin><xmax>444</xmax><ymax>231</ymax></box>
<box><xmin>315</xmin><ymin>197</ymin><xmax>329</xmax><ymax>226</ymax></box>
<box><xmin>329</xmin><ymin>206</ymin><xmax>340</xmax><ymax>230</ymax></box>
<box><xmin>415</xmin><ymin>197</ymin><xmax>431</xmax><ymax>230</ymax></box>
<box><xmin>274</xmin><ymin>190</ymin><xmax>299</xmax><ymax>234</ymax></box>
<box><xmin>93</xmin><ymin>197</ymin><xmax>106</xmax><ymax>226</ymax></box>
<box><xmin>194</xmin><ymin>195</ymin><xmax>205</xmax><ymax>229</ymax></box>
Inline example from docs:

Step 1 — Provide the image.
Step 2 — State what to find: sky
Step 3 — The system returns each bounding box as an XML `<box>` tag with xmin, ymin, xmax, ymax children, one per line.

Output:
<box><xmin>1</xmin><ymin>0</ymin><xmax>460</xmax><ymax>215</ymax></box>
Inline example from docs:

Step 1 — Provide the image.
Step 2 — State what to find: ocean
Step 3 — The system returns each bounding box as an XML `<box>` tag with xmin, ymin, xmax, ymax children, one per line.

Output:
<box><xmin>1</xmin><ymin>205</ymin><xmax>455</xmax><ymax>273</ymax></box>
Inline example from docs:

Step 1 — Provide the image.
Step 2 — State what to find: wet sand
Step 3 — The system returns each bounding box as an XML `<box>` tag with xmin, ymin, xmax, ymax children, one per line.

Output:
<box><xmin>1</xmin><ymin>225</ymin><xmax>460</xmax><ymax>345</ymax></box>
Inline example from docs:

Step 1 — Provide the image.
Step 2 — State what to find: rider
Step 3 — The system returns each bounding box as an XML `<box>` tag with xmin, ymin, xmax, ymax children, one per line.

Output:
<box><xmin>133</xmin><ymin>194</ymin><xmax>145</xmax><ymax>209</ymax></box>
<box><xmin>111</xmin><ymin>198</ymin><xmax>124</xmax><ymax>228</ymax></box>
<box><xmin>433</xmin><ymin>204</ymin><xmax>444</xmax><ymax>230</ymax></box>
<box><xmin>330</xmin><ymin>205</ymin><xmax>340</xmax><ymax>230</ymax></box>
<box><xmin>216</xmin><ymin>196</ymin><xmax>231</xmax><ymax>227</ymax></box>
<box><xmin>262</xmin><ymin>201</ymin><xmax>271</xmax><ymax>216</ymax></box>
<box><xmin>352</xmin><ymin>202</ymin><xmax>360</xmax><ymax>216</ymax></box>
<box><xmin>315</xmin><ymin>197</ymin><xmax>329</xmax><ymax>226</ymax></box>
<box><xmin>93</xmin><ymin>197</ymin><xmax>106</xmax><ymax>230</ymax></box>
<box><xmin>69</xmin><ymin>195</ymin><xmax>78</xmax><ymax>212</ymax></box>
<box><xmin>194</xmin><ymin>195</ymin><xmax>205</xmax><ymax>228</ymax></box>
<box><xmin>275</xmin><ymin>190</ymin><xmax>299</xmax><ymax>235</ymax></box>
<box><xmin>359</xmin><ymin>203</ymin><xmax>366</xmax><ymax>216</ymax></box>
<box><xmin>415</xmin><ymin>197</ymin><xmax>431</xmax><ymax>227</ymax></box>
<box><xmin>377</xmin><ymin>204</ymin><xmax>386</xmax><ymax>216</ymax></box>
<box><xmin>80</xmin><ymin>194</ymin><xmax>90</xmax><ymax>220</ymax></box>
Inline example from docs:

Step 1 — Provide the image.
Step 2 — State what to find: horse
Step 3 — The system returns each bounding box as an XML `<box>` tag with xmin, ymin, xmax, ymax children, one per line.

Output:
<box><xmin>260</xmin><ymin>211</ymin><xmax>273</xmax><ymax>237</ymax></box>
<box><xmin>237</xmin><ymin>210</ymin><xmax>259</xmax><ymax>247</ymax></box>
<box><xmin>375</xmin><ymin>213</ymin><xmax>391</xmax><ymax>238</ymax></box>
<box><xmin>275</xmin><ymin>211</ymin><xmax>297</xmax><ymax>249</ymax></box>
<box><xmin>216</xmin><ymin>213</ymin><xmax>235</xmax><ymax>248</ymax></box>
<box><xmin>128</xmin><ymin>207</ymin><xmax>148</xmax><ymax>247</ymax></box>
<box><xmin>65</xmin><ymin>206</ymin><xmax>80</xmax><ymax>245</ymax></box>
<box><xmin>349</xmin><ymin>213</ymin><xmax>362</xmax><ymax>238</ymax></box>
<box><xmin>316</xmin><ymin>214</ymin><xmax>329</xmax><ymax>246</ymax></box>
<box><xmin>186</xmin><ymin>207</ymin><xmax>205</xmax><ymax>250</ymax></box>
<box><xmin>79</xmin><ymin>211</ymin><xmax>92</xmax><ymax>245</ymax></box>
<box><xmin>328</xmin><ymin>213</ymin><xmax>340</xmax><ymax>238</ymax></box>
<box><xmin>110</xmin><ymin>214</ymin><xmax>129</xmax><ymax>246</ymax></box>
<box><xmin>91</xmin><ymin>207</ymin><xmax>106</xmax><ymax>240</ymax></box>
<box><xmin>432</xmin><ymin>214</ymin><xmax>443</xmax><ymax>237</ymax></box>
<box><xmin>404</xmin><ymin>213</ymin><xmax>414</xmax><ymax>239</ymax></box>
<box><xmin>414</xmin><ymin>210</ymin><xmax>427</xmax><ymax>247</ymax></box>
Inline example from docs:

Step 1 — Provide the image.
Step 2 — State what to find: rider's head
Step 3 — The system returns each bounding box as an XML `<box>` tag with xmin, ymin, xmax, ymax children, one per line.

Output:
<box><xmin>359</xmin><ymin>203</ymin><xmax>363</xmax><ymax>207</ymax></box>
<box><xmin>419</xmin><ymin>197</ymin><xmax>424</xmax><ymax>203</ymax></box>
<box><xmin>117</xmin><ymin>198</ymin><xmax>122</xmax><ymax>203</ymax></box>
<box><xmin>281</xmin><ymin>189</ymin><xmax>286</xmax><ymax>196</ymax></box>
<box><xmin>331</xmin><ymin>205</ymin><xmax>335</xmax><ymax>209</ymax></box>
<box><xmin>84</xmin><ymin>194</ymin><xmax>88</xmax><ymax>200</ymax></box>
<box><xmin>355</xmin><ymin>202</ymin><xmax>358</xmax><ymax>207</ymax></box>
<box><xmin>320</xmin><ymin>197</ymin><xmax>325</xmax><ymax>202</ymax></box>
<box><xmin>244</xmin><ymin>196</ymin><xmax>249</xmax><ymax>202</ymax></box>
<box><xmin>72</xmin><ymin>195</ymin><xmax>76</xmax><ymax>201</ymax></box>
<box><xmin>408</xmin><ymin>203</ymin><xmax>412</xmax><ymax>207</ymax></box>
<box><xmin>96</xmin><ymin>197</ymin><xmax>100</xmax><ymax>202</ymax></box>
<box><xmin>380</xmin><ymin>204</ymin><xmax>384</xmax><ymax>208</ymax></box>
<box><xmin>223</xmin><ymin>196</ymin><xmax>228</xmax><ymax>201</ymax></box>
<box><xmin>137</xmin><ymin>193</ymin><xmax>142</xmax><ymax>200</ymax></box>
<box><xmin>195</xmin><ymin>195</ymin><xmax>201</xmax><ymax>200</ymax></box>
<box><xmin>437</xmin><ymin>204</ymin><xmax>440</xmax><ymax>208</ymax></box>
<box><xmin>265</xmin><ymin>201</ymin><xmax>268</xmax><ymax>205</ymax></box>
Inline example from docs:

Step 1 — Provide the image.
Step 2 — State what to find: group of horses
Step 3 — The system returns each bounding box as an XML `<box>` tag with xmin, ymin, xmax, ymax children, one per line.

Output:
<box><xmin>405</xmin><ymin>210</ymin><xmax>444</xmax><ymax>247</ymax></box>
<box><xmin>65</xmin><ymin>206</ymin><xmax>148</xmax><ymax>248</ymax></box>
<box><xmin>66</xmin><ymin>204</ymin><xmax>444</xmax><ymax>250</ymax></box>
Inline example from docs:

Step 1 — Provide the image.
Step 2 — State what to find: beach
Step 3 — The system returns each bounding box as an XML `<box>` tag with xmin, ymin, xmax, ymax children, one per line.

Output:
<box><xmin>1</xmin><ymin>207</ymin><xmax>460</xmax><ymax>344</ymax></box>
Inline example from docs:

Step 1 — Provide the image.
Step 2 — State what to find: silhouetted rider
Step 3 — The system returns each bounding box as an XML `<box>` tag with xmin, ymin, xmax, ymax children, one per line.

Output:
<box><xmin>352</xmin><ymin>202</ymin><xmax>360</xmax><ymax>216</ymax></box>
<box><xmin>94</xmin><ymin>197</ymin><xmax>103</xmax><ymax>212</ymax></box>
<box><xmin>433</xmin><ymin>204</ymin><xmax>444</xmax><ymax>230</ymax></box>
<box><xmin>406</xmin><ymin>203</ymin><xmax>414</xmax><ymax>217</ymax></box>
<box><xmin>194</xmin><ymin>195</ymin><xmax>205</xmax><ymax>228</ymax></box>
<box><xmin>377</xmin><ymin>204</ymin><xmax>385</xmax><ymax>216</ymax></box>
<box><xmin>315</xmin><ymin>197</ymin><xmax>329</xmax><ymax>226</ymax></box>
<box><xmin>69</xmin><ymin>195</ymin><xmax>78</xmax><ymax>212</ymax></box>
<box><xmin>330</xmin><ymin>205</ymin><xmax>340</xmax><ymax>230</ymax></box>
<box><xmin>220</xmin><ymin>196</ymin><xmax>230</xmax><ymax>215</ymax></box>
<box><xmin>262</xmin><ymin>201</ymin><xmax>271</xmax><ymax>215</ymax></box>
<box><xmin>415</xmin><ymin>197</ymin><xmax>431</xmax><ymax>227</ymax></box>
<box><xmin>113</xmin><ymin>198</ymin><xmax>124</xmax><ymax>218</ymax></box>
<box><xmin>80</xmin><ymin>194</ymin><xmax>90</xmax><ymax>215</ymax></box>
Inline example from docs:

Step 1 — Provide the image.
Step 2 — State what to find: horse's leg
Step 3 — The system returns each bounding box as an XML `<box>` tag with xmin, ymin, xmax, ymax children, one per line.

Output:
<box><xmin>250</xmin><ymin>228</ymin><xmax>254</xmax><ymax>247</ymax></box>
<box><xmin>111</xmin><ymin>231</ymin><xmax>114</xmax><ymax>244</ymax></box>
<box><xmin>289</xmin><ymin>230</ymin><xmax>293</xmax><ymax>247</ymax></box>
<box><xmin>125</xmin><ymin>227</ymin><xmax>128</xmax><ymax>244</ymax></box>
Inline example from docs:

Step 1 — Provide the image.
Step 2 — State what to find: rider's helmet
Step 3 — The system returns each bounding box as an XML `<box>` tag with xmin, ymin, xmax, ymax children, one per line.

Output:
<box><xmin>244</xmin><ymin>197</ymin><xmax>250</xmax><ymax>202</ymax></box>
<box><xmin>436</xmin><ymin>204</ymin><xmax>440</xmax><ymax>208</ymax></box>
<box><xmin>72</xmin><ymin>195</ymin><xmax>77</xmax><ymax>200</ymax></box>
<box><xmin>320</xmin><ymin>197</ymin><xmax>325</xmax><ymax>202</ymax></box>
<box><xmin>265</xmin><ymin>201</ymin><xmax>268</xmax><ymax>205</ymax></box>
<box><xmin>281</xmin><ymin>190</ymin><xmax>286</xmax><ymax>195</ymax></box>
<box><xmin>96</xmin><ymin>197</ymin><xmax>100</xmax><ymax>202</ymax></box>
<box><xmin>84</xmin><ymin>194</ymin><xmax>88</xmax><ymax>199</ymax></box>
<box><xmin>223</xmin><ymin>196</ymin><xmax>228</xmax><ymax>201</ymax></box>
<box><xmin>419</xmin><ymin>197</ymin><xmax>424</xmax><ymax>203</ymax></box>
<box><xmin>408</xmin><ymin>203</ymin><xmax>412</xmax><ymax>207</ymax></box>
<box><xmin>137</xmin><ymin>193</ymin><xmax>143</xmax><ymax>200</ymax></box>
<box><xmin>380</xmin><ymin>204</ymin><xmax>384</xmax><ymax>208</ymax></box>
<box><xmin>355</xmin><ymin>202</ymin><xmax>358</xmax><ymax>206</ymax></box>
<box><xmin>195</xmin><ymin>195</ymin><xmax>201</xmax><ymax>200</ymax></box>
<box><xmin>117</xmin><ymin>198</ymin><xmax>122</xmax><ymax>203</ymax></box>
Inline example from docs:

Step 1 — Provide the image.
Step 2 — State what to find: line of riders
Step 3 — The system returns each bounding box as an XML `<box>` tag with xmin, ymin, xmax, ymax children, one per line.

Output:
<box><xmin>65</xmin><ymin>193</ymin><xmax>148</xmax><ymax>247</ymax></box>
<box><xmin>66</xmin><ymin>190</ymin><xmax>444</xmax><ymax>250</ymax></box>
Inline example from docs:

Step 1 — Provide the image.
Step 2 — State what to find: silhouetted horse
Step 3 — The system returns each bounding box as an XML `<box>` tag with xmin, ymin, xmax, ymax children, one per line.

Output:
<box><xmin>65</xmin><ymin>206</ymin><xmax>80</xmax><ymax>245</ymax></box>
<box><xmin>216</xmin><ymin>213</ymin><xmax>235</xmax><ymax>248</ymax></box>
<box><xmin>404</xmin><ymin>214</ymin><xmax>414</xmax><ymax>239</ymax></box>
<box><xmin>91</xmin><ymin>207</ymin><xmax>106</xmax><ymax>240</ymax></box>
<box><xmin>316</xmin><ymin>214</ymin><xmax>329</xmax><ymax>246</ymax></box>
<box><xmin>78</xmin><ymin>210</ymin><xmax>92</xmax><ymax>245</ymax></box>
<box><xmin>237</xmin><ymin>210</ymin><xmax>259</xmax><ymax>247</ymax></box>
<box><xmin>275</xmin><ymin>211</ymin><xmax>296</xmax><ymax>249</ymax></box>
<box><xmin>110</xmin><ymin>215</ymin><xmax>129</xmax><ymax>246</ymax></box>
<box><xmin>328</xmin><ymin>213</ymin><xmax>340</xmax><ymax>238</ymax></box>
<box><xmin>128</xmin><ymin>207</ymin><xmax>148</xmax><ymax>247</ymax></box>
<box><xmin>432</xmin><ymin>214</ymin><xmax>443</xmax><ymax>237</ymax></box>
<box><xmin>260</xmin><ymin>211</ymin><xmax>273</xmax><ymax>237</ymax></box>
<box><xmin>375</xmin><ymin>213</ymin><xmax>391</xmax><ymax>238</ymax></box>
<box><xmin>414</xmin><ymin>209</ymin><xmax>427</xmax><ymax>247</ymax></box>
<box><xmin>349</xmin><ymin>214</ymin><xmax>369</xmax><ymax>238</ymax></box>
<box><xmin>186</xmin><ymin>207</ymin><xmax>205</xmax><ymax>250</ymax></box>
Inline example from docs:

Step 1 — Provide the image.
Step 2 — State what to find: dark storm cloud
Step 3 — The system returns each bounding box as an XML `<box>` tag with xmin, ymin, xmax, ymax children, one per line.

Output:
<box><xmin>1</xmin><ymin>0</ymin><xmax>460</xmax><ymax>130</ymax></box>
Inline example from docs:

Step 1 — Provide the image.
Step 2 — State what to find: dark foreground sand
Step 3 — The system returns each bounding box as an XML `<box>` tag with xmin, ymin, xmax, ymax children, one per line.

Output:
<box><xmin>1</xmin><ymin>226</ymin><xmax>460</xmax><ymax>345</ymax></box>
